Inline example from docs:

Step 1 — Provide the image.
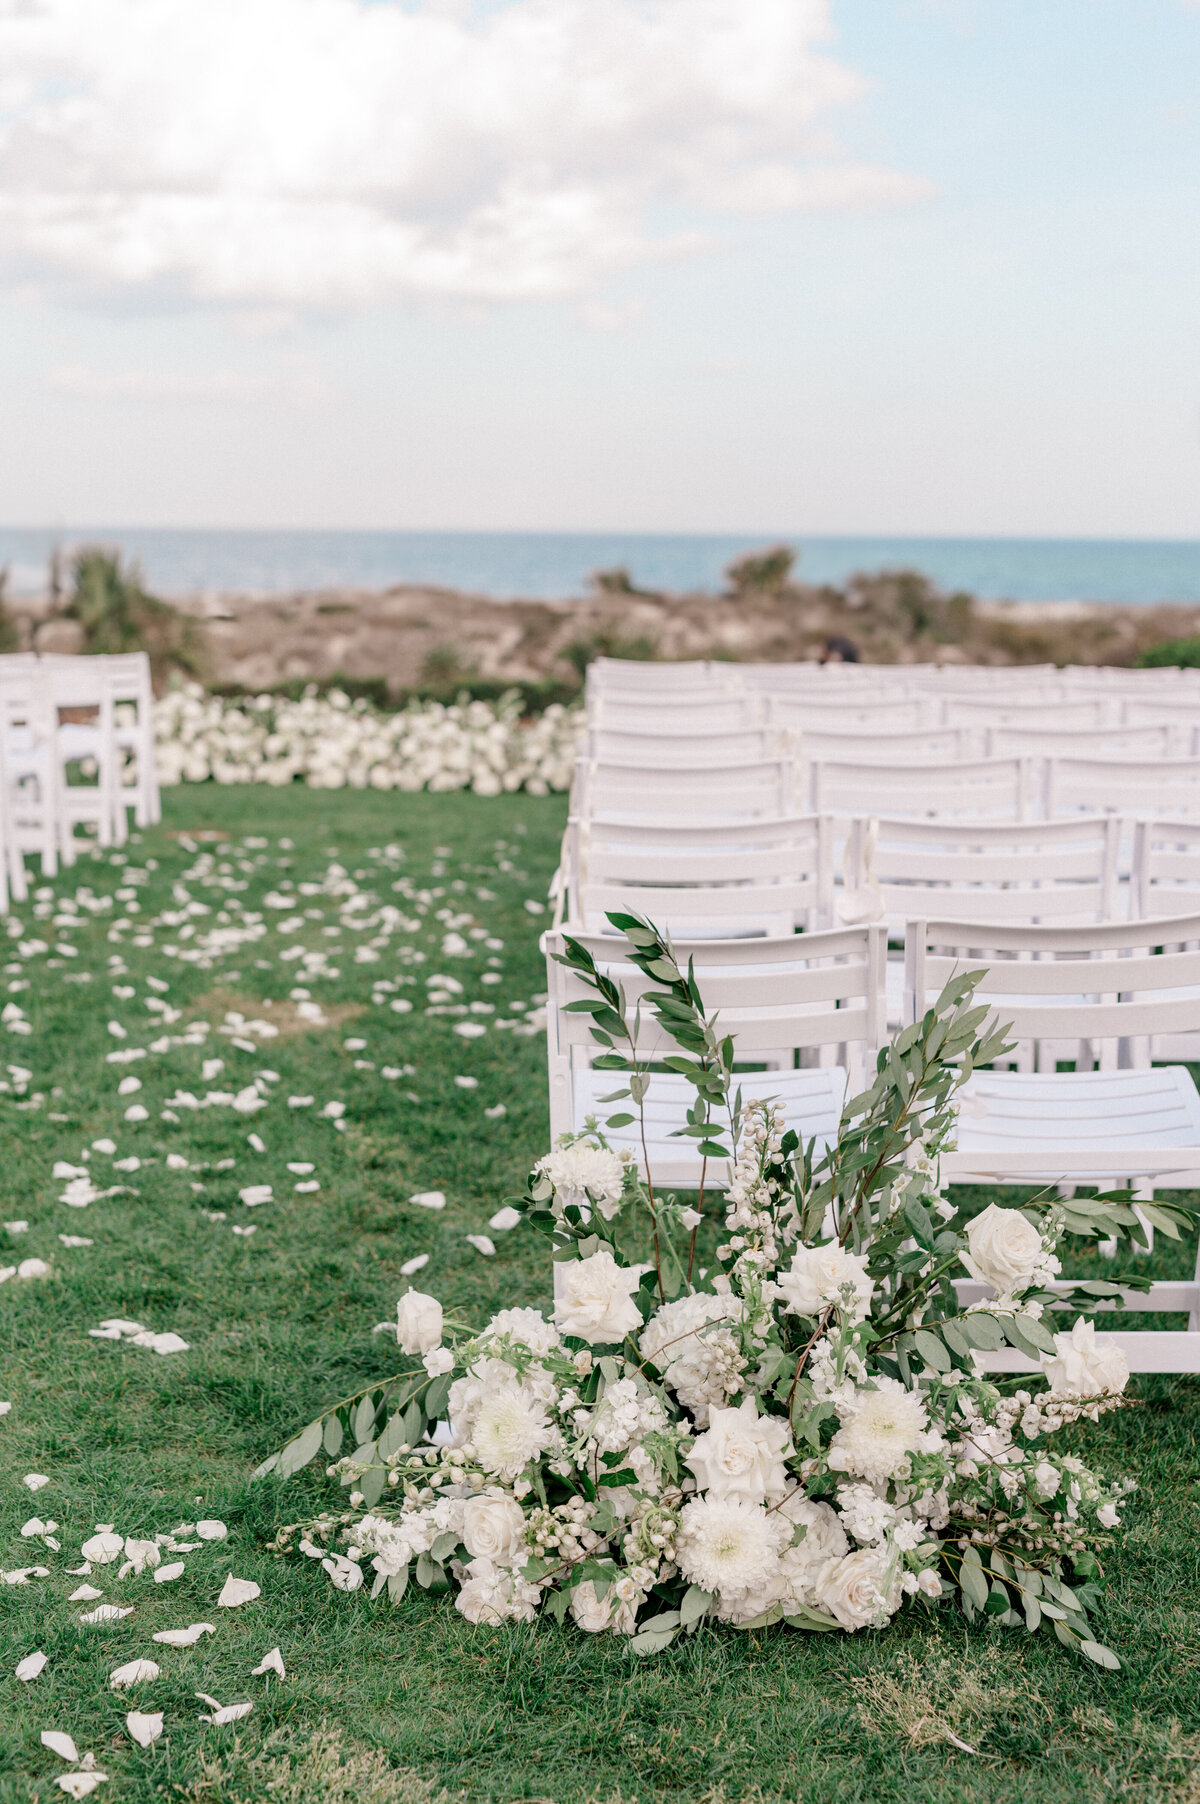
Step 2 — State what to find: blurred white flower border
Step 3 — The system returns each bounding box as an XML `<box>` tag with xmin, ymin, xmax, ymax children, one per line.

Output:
<box><xmin>152</xmin><ymin>685</ymin><xmax>582</xmax><ymax>795</ymax></box>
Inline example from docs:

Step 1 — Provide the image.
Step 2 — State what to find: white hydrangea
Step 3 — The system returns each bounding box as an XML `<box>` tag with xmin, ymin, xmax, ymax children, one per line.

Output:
<box><xmin>638</xmin><ymin>1290</ymin><xmax>745</xmax><ymax>1426</ymax></box>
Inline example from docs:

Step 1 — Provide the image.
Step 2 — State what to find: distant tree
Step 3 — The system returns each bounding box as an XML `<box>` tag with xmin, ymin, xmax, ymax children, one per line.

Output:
<box><xmin>724</xmin><ymin>543</ymin><xmax>797</xmax><ymax>597</ymax></box>
<box><xmin>66</xmin><ymin>547</ymin><xmax>203</xmax><ymax>683</ymax></box>
<box><xmin>0</xmin><ymin>567</ymin><xmax>19</xmax><ymax>653</ymax></box>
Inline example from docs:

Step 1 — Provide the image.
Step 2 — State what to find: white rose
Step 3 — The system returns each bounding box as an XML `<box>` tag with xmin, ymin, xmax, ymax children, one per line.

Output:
<box><xmin>554</xmin><ymin>1247</ymin><xmax>644</xmax><ymax>1344</ymax></box>
<box><xmin>461</xmin><ymin>1493</ymin><xmax>527</xmax><ymax>1566</ymax></box>
<box><xmin>1041</xmin><ymin>1318</ymin><xmax>1129</xmax><ymax>1399</ymax></box>
<box><xmin>397</xmin><ymin>1290</ymin><xmax>443</xmax><ymax>1355</ymax></box>
<box><xmin>817</xmin><ymin>1547</ymin><xmax>902</xmax><ymax>1631</ymax></box>
<box><xmin>423</xmin><ymin>1346</ymin><xmax>455</xmax><ymax>1377</ymax></box>
<box><xmin>570</xmin><ymin>1578</ymin><xmax>638</xmax><ymax>1635</ymax></box>
<box><xmin>961</xmin><ymin>1204</ymin><xmax>1044</xmax><ymax>1294</ymax></box>
<box><xmin>685</xmin><ymin>1397</ymin><xmax>793</xmax><ymax>1505</ymax></box>
<box><xmin>917</xmin><ymin>1568</ymin><xmax>943</xmax><ymax>1597</ymax></box>
<box><xmin>776</xmin><ymin>1244</ymin><xmax>873</xmax><ymax>1322</ymax></box>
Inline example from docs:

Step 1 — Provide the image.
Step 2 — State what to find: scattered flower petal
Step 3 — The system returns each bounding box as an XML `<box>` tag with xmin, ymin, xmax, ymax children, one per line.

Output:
<box><xmin>16</xmin><ymin>1650</ymin><xmax>47</xmax><ymax>1680</ymax></box>
<box><xmin>125</xmin><ymin>1710</ymin><xmax>163</xmax><ymax>1749</ymax></box>
<box><xmin>217</xmin><ymin>1573</ymin><xmax>260</xmax><ymax>1608</ymax></box>
<box><xmin>110</xmin><ymin>1659</ymin><xmax>160</xmax><ymax>1689</ymax></box>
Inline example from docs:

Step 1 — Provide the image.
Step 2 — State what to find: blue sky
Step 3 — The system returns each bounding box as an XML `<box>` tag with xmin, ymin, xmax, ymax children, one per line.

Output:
<box><xmin>1</xmin><ymin>0</ymin><xmax>1197</xmax><ymax>536</ymax></box>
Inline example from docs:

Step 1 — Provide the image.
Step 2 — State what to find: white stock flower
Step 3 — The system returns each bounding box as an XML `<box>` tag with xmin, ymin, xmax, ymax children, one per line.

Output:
<box><xmin>776</xmin><ymin>1244</ymin><xmax>873</xmax><ymax>1322</ymax></box>
<box><xmin>461</xmin><ymin>1493</ymin><xmax>527</xmax><ymax>1566</ymax></box>
<box><xmin>685</xmin><ymin>1398</ymin><xmax>793</xmax><ymax>1505</ymax></box>
<box><xmin>570</xmin><ymin>1578</ymin><xmax>639</xmax><ymax>1635</ymax></box>
<box><xmin>1041</xmin><ymin>1318</ymin><xmax>1130</xmax><ymax>1400</ymax></box>
<box><xmin>396</xmin><ymin>1290</ymin><xmax>443</xmax><ymax>1356</ymax></box>
<box><xmin>827</xmin><ymin>1378</ymin><xmax>928</xmax><ymax>1485</ymax></box>
<box><xmin>538</xmin><ymin>1140</ymin><xmax>626</xmax><ymax>1220</ymax></box>
<box><xmin>554</xmin><ymin>1247</ymin><xmax>644</xmax><ymax>1344</ymax></box>
<box><xmin>961</xmin><ymin>1204</ymin><xmax>1046</xmax><ymax>1294</ymax></box>
<box><xmin>817</xmin><ymin>1546</ymin><xmax>903</xmax><ymax>1630</ymax></box>
<box><xmin>472</xmin><ymin>1384</ymin><xmax>555</xmax><ymax>1482</ymax></box>
<box><xmin>676</xmin><ymin>1495</ymin><xmax>789</xmax><ymax>1603</ymax></box>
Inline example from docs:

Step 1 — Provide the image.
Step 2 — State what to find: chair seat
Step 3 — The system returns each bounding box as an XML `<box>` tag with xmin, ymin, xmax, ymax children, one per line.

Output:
<box><xmin>572</xmin><ymin>1064</ymin><xmax>847</xmax><ymax>1187</ymax></box>
<box><xmin>948</xmin><ymin>1065</ymin><xmax>1200</xmax><ymax>1183</ymax></box>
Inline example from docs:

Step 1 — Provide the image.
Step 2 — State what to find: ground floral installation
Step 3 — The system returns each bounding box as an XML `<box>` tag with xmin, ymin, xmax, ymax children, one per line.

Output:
<box><xmin>152</xmin><ymin>684</ymin><xmax>582</xmax><ymax>794</ymax></box>
<box><xmin>263</xmin><ymin>915</ymin><xmax>1185</xmax><ymax>1667</ymax></box>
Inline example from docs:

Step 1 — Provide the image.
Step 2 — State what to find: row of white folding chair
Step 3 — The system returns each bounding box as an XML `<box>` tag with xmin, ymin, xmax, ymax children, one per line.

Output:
<box><xmin>0</xmin><ymin>654</ymin><xmax>159</xmax><ymax>878</ymax></box>
<box><xmin>810</xmin><ymin>754</ymin><xmax>1200</xmax><ymax>822</ymax></box>
<box><xmin>544</xmin><ymin>915</ymin><xmax>1200</xmax><ymax>1366</ymax></box>
<box><xmin>570</xmin><ymin>755</ymin><xmax>803</xmax><ymax>822</ymax></box>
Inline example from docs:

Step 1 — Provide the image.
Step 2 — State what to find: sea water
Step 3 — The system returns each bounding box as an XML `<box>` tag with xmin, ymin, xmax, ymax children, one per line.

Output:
<box><xmin>3</xmin><ymin>527</ymin><xmax>1200</xmax><ymax>606</ymax></box>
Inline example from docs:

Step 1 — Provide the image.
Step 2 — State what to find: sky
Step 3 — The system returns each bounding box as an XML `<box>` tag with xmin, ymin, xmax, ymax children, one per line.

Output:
<box><xmin>1</xmin><ymin>0</ymin><xmax>1198</xmax><ymax>538</ymax></box>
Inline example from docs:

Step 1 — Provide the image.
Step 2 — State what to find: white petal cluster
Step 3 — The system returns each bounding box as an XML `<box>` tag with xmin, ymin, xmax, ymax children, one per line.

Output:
<box><xmin>536</xmin><ymin>1138</ymin><xmax>627</xmax><ymax>1220</ymax></box>
<box><xmin>154</xmin><ymin>685</ymin><xmax>582</xmax><ymax>795</ymax></box>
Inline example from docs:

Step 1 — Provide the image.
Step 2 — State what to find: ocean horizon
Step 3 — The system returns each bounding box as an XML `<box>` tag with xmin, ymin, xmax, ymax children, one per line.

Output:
<box><xmin>3</xmin><ymin>526</ymin><xmax>1200</xmax><ymax>608</ymax></box>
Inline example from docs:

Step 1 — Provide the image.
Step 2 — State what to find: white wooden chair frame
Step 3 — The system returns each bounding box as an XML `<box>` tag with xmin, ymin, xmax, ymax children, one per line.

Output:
<box><xmin>543</xmin><ymin>922</ymin><xmax>887</xmax><ymax>1189</ymax></box>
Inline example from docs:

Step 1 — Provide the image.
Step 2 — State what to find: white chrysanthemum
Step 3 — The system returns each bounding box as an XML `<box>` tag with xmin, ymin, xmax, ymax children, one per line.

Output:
<box><xmin>471</xmin><ymin>1384</ymin><xmax>556</xmax><ymax>1482</ymax></box>
<box><xmin>484</xmin><ymin>1308</ymin><xmax>561</xmax><ymax>1357</ymax></box>
<box><xmin>638</xmin><ymin>1291</ymin><xmax>745</xmax><ymax>1425</ymax></box>
<box><xmin>827</xmin><ymin>1378</ymin><xmax>928</xmax><ymax>1485</ymax></box>
<box><xmin>537</xmin><ymin>1140</ymin><xmax>626</xmax><ymax>1219</ymax></box>
<box><xmin>676</xmin><ymin>1495</ymin><xmax>789</xmax><ymax>1603</ymax></box>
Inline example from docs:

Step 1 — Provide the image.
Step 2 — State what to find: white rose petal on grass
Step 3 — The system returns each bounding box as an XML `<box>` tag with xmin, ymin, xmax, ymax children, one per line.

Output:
<box><xmin>69</xmin><ymin>1584</ymin><xmax>104</xmax><ymax>1602</ymax></box>
<box><xmin>454</xmin><ymin>1022</ymin><xmax>486</xmax><ymax>1039</ymax></box>
<box><xmin>110</xmin><ymin>1659</ymin><xmax>160</xmax><ymax>1689</ymax></box>
<box><xmin>484</xmin><ymin>1104</ymin><xmax>507</xmax><ymax>1120</ymax></box>
<box><xmin>410</xmin><ymin>1191</ymin><xmax>445</xmax><ymax>1211</ymax></box>
<box><xmin>196</xmin><ymin>1693</ymin><xmax>254</xmax><ymax>1726</ymax></box>
<box><xmin>0</xmin><ymin>1400</ymin><xmax>12</xmax><ymax>1415</ymax></box>
<box><xmin>80</xmin><ymin>1604</ymin><xmax>133</xmax><ymax>1624</ymax></box>
<box><xmin>488</xmin><ymin>1207</ymin><xmax>521</xmax><ymax>1232</ymax></box>
<box><xmin>81</xmin><ymin>1532</ymin><xmax>124</xmax><ymax>1564</ymax></box>
<box><xmin>217</xmin><ymin>1574</ymin><xmax>260</xmax><ymax>1608</ymax></box>
<box><xmin>400</xmin><ymin>1253</ymin><xmax>429</xmax><ymax>1277</ymax></box>
<box><xmin>195</xmin><ymin>1520</ymin><xmax>227</xmax><ymax>1541</ymax></box>
<box><xmin>251</xmin><ymin>1647</ymin><xmax>286</xmax><ymax>1678</ymax></box>
<box><xmin>56</xmin><ymin>1774</ymin><xmax>108</xmax><ymax>1798</ymax></box>
<box><xmin>16</xmin><ymin>1650</ymin><xmax>47</xmax><ymax>1680</ymax></box>
<box><xmin>125</xmin><ymin>1710</ymin><xmax>163</xmax><ymax>1749</ymax></box>
<box><xmin>239</xmin><ymin>1186</ymin><xmax>272</xmax><ymax>1207</ymax></box>
<box><xmin>24</xmin><ymin>1473</ymin><xmax>50</xmax><ymax>1491</ymax></box>
<box><xmin>152</xmin><ymin>1623</ymin><xmax>215</xmax><ymax>1646</ymax></box>
<box><xmin>154</xmin><ymin>1561</ymin><xmax>185</xmax><ymax>1583</ymax></box>
<box><xmin>41</xmin><ymin>1731</ymin><xmax>80</xmax><ymax>1762</ymax></box>
<box><xmin>466</xmin><ymin>1234</ymin><xmax>495</xmax><ymax>1257</ymax></box>
<box><xmin>18</xmin><ymin>1258</ymin><xmax>51</xmax><ymax>1280</ymax></box>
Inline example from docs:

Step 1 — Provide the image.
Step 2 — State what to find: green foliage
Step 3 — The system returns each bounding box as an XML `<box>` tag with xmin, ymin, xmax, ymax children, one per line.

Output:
<box><xmin>560</xmin><ymin>629</ymin><xmax>660</xmax><ymax>681</ymax></box>
<box><xmin>1137</xmin><ymin>637</ymin><xmax>1200</xmax><ymax>668</ymax></box>
<box><xmin>724</xmin><ymin>542</ymin><xmax>797</xmax><ymax>596</ymax></box>
<box><xmin>67</xmin><ymin>546</ymin><xmax>203</xmax><ymax>679</ymax></box>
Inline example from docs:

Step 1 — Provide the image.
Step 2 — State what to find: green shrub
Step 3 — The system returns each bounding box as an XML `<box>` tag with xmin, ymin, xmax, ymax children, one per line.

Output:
<box><xmin>1137</xmin><ymin>637</ymin><xmax>1200</xmax><ymax>668</ymax></box>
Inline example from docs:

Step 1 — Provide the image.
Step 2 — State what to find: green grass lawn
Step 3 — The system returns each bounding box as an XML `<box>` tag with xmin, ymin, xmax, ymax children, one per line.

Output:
<box><xmin>0</xmin><ymin>786</ymin><xmax>1198</xmax><ymax>1804</ymax></box>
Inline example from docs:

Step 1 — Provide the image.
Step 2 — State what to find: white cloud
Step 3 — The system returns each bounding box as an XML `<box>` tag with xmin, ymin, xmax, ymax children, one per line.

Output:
<box><xmin>0</xmin><ymin>0</ymin><xmax>928</xmax><ymax>311</ymax></box>
<box><xmin>47</xmin><ymin>361</ymin><xmax>334</xmax><ymax>405</ymax></box>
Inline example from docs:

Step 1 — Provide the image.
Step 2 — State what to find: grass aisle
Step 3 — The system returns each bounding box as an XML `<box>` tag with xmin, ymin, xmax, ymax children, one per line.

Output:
<box><xmin>0</xmin><ymin>787</ymin><xmax>1197</xmax><ymax>1804</ymax></box>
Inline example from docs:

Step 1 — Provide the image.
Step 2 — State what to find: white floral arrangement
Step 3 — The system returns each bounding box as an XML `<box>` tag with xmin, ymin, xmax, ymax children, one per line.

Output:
<box><xmin>151</xmin><ymin>684</ymin><xmax>582</xmax><ymax>794</ymax></box>
<box><xmin>260</xmin><ymin>916</ymin><xmax>1189</xmax><ymax>1666</ymax></box>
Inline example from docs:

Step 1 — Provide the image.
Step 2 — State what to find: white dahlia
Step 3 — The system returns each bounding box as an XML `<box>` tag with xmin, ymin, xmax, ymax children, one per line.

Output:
<box><xmin>676</xmin><ymin>1495</ymin><xmax>789</xmax><ymax>1604</ymax></box>
<box><xmin>826</xmin><ymin>1377</ymin><xmax>928</xmax><ymax>1485</ymax></box>
<box><xmin>471</xmin><ymin>1384</ymin><xmax>556</xmax><ymax>1482</ymax></box>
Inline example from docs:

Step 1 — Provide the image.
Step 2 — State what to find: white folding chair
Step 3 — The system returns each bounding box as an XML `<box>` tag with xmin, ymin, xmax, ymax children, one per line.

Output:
<box><xmin>559</xmin><ymin>812</ymin><xmax>832</xmax><ymax>937</ymax></box>
<box><xmin>103</xmin><ymin>651</ymin><xmax>161</xmax><ymax>828</ymax></box>
<box><xmin>987</xmin><ymin>723</ymin><xmax>1176</xmax><ymax>762</ymax></box>
<box><xmin>812</xmin><ymin>756</ymin><xmax>1033</xmax><ymax>820</ymax></box>
<box><xmin>572</xmin><ymin>755</ymin><xmax>801</xmax><ymax>824</ymax></box>
<box><xmin>544</xmin><ymin>922</ymin><xmax>887</xmax><ymax>1187</ymax></box>
<box><xmin>588</xmin><ymin>694</ymin><xmax>765</xmax><ymax>735</ymax></box>
<box><xmin>1047</xmin><ymin>756</ymin><xmax>1200</xmax><ymax>819</ymax></box>
<box><xmin>584</xmin><ymin>724</ymin><xmax>793</xmax><ymax>768</ymax></box>
<box><xmin>43</xmin><ymin>658</ymin><xmax>125</xmax><ymax>850</ymax></box>
<box><xmin>846</xmin><ymin>814</ymin><xmax>1122</xmax><ymax>1025</ymax></box>
<box><xmin>905</xmin><ymin>913</ymin><xmax>1200</xmax><ymax>1194</ymax></box>
<box><xmin>803</xmin><ymin>726</ymin><xmax>971</xmax><ymax>765</ymax></box>
<box><xmin>0</xmin><ymin>671</ymin><xmax>71</xmax><ymax>876</ymax></box>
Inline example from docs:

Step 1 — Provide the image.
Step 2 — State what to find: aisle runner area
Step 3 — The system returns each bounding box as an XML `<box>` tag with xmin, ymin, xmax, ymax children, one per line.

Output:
<box><xmin>0</xmin><ymin>789</ymin><xmax>564</xmax><ymax>1799</ymax></box>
